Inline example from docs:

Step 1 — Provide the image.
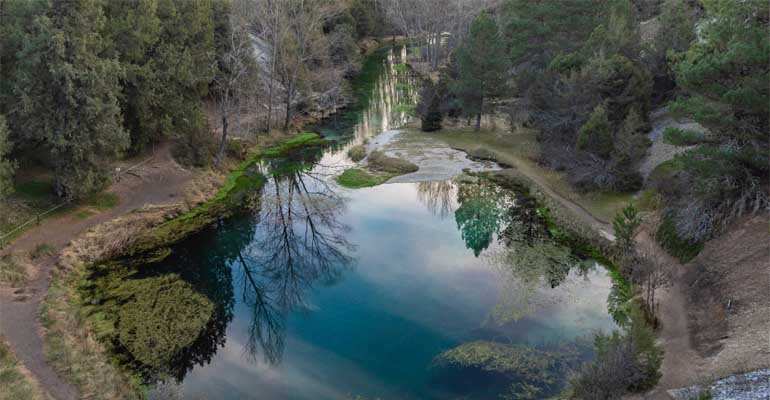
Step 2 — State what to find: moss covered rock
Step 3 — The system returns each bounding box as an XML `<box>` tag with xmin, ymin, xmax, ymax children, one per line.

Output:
<box><xmin>116</xmin><ymin>275</ymin><xmax>214</xmax><ymax>372</ymax></box>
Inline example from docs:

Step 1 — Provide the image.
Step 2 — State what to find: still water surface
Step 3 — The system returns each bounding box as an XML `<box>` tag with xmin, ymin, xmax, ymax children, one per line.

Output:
<box><xmin>93</xmin><ymin>47</ymin><xmax>619</xmax><ymax>399</ymax></box>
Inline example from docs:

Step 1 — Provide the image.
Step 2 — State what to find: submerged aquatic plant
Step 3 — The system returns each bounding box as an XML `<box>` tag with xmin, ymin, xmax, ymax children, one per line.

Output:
<box><xmin>432</xmin><ymin>340</ymin><xmax>587</xmax><ymax>400</ymax></box>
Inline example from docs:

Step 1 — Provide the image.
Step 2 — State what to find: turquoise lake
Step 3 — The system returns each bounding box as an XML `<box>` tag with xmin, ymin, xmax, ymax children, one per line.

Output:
<box><xmin>90</xmin><ymin>47</ymin><xmax>620</xmax><ymax>400</ymax></box>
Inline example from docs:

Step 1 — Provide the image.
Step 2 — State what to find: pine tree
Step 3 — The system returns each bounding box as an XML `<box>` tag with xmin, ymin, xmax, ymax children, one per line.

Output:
<box><xmin>14</xmin><ymin>0</ymin><xmax>129</xmax><ymax>199</ymax></box>
<box><xmin>453</xmin><ymin>12</ymin><xmax>509</xmax><ymax>131</ymax></box>
<box><xmin>0</xmin><ymin>116</ymin><xmax>16</xmax><ymax>199</ymax></box>
<box><xmin>660</xmin><ymin>0</ymin><xmax>769</xmax><ymax>242</ymax></box>
<box><xmin>577</xmin><ymin>105</ymin><xmax>614</xmax><ymax>159</ymax></box>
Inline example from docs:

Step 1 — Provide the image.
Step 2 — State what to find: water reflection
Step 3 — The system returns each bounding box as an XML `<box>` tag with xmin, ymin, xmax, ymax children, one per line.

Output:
<box><xmin>236</xmin><ymin>156</ymin><xmax>352</xmax><ymax>364</ymax></box>
<box><xmin>80</xmin><ymin>42</ymin><xmax>622</xmax><ymax>399</ymax></box>
<box><xmin>315</xmin><ymin>45</ymin><xmax>418</xmax><ymax>167</ymax></box>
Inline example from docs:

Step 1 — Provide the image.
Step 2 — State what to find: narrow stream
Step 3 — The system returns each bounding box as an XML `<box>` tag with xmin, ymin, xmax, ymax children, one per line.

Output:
<box><xmin>84</xmin><ymin>47</ymin><xmax>620</xmax><ymax>400</ymax></box>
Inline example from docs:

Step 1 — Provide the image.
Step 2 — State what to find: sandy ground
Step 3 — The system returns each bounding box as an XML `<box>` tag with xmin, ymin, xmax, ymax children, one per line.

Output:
<box><xmin>0</xmin><ymin>142</ymin><xmax>196</xmax><ymax>400</ymax></box>
<box><xmin>631</xmin><ymin>214</ymin><xmax>770</xmax><ymax>400</ymax></box>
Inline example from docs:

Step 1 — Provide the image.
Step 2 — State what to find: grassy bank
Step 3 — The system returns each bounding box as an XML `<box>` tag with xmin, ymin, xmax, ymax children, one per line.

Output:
<box><xmin>0</xmin><ymin>338</ymin><xmax>44</xmax><ymax>400</ymax></box>
<box><xmin>423</xmin><ymin>126</ymin><xmax>634</xmax><ymax>224</ymax></box>
<box><xmin>40</xmin><ymin>132</ymin><xmax>326</xmax><ymax>399</ymax></box>
<box><xmin>475</xmin><ymin>170</ymin><xmax>660</xmax><ymax>398</ymax></box>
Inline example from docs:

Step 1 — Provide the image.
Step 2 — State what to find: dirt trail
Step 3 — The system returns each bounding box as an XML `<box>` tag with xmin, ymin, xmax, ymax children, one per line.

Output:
<box><xmin>633</xmin><ymin>230</ymin><xmax>704</xmax><ymax>400</ymax></box>
<box><xmin>0</xmin><ymin>142</ymin><xmax>194</xmax><ymax>400</ymax></box>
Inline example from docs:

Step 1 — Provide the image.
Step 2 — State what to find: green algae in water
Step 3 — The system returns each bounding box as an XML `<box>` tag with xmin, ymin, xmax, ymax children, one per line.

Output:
<box><xmin>76</xmin><ymin>44</ymin><xmax>626</xmax><ymax>400</ymax></box>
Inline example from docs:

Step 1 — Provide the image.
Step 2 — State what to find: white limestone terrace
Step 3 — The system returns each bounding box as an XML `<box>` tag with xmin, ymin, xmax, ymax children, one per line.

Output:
<box><xmin>363</xmin><ymin>129</ymin><xmax>500</xmax><ymax>183</ymax></box>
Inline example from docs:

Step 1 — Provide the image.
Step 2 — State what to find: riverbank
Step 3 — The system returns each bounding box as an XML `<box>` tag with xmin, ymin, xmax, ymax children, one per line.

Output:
<box><xmin>378</xmin><ymin>124</ymin><xmax>769</xmax><ymax>398</ymax></box>
<box><xmin>36</xmin><ymin>133</ymin><xmax>328</xmax><ymax>399</ymax></box>
<box><xmin>0</xmin><ymin>141</ymin><xmax>199</xmax><ymax>399</ymax></box>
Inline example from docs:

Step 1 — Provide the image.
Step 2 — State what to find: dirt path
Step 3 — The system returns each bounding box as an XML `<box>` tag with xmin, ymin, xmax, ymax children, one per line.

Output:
<box><xmin>383</xmin><ymin>129</ymin><xmax>616</xmax><ymax>240</ymax></box>
<box><xmin>0</xmin><ymin>142</ymin><xmax>195</xmax><ymax>400</ymax></box>
<box><xmin>633</xmin><ymin>230</ymin><xmax>704</xmax><ymax>400</ymax></box>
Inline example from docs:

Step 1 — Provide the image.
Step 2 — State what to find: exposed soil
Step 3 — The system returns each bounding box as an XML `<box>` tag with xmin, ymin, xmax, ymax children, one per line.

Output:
<box><xmin>0</xmin><ymin>142</ymin><xmax>196</xmax><ymax>400</ymax></box>
<box><xmin>635</xmin><ymin>214</ymin><xmax>770</xmax><ymax>399</ymax></box>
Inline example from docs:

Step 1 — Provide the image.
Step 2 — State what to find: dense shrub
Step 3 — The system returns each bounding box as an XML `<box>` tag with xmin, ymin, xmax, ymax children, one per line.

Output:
<box><xmin>577</xmin><ymin>105</ymin><xmax>613</xmax><ymax>159</ymax></box>
<box><xmin>655</xmin><ymin>214</ymin><xmax>703</xmax><ymax>263</ymax></box>
<box><xmin>347</xmin><ymin>145</ymin><xmax>367</xmax><ymax>162</ymax></box>
<box><xmin>658</xmin><ymin>0</ymin><xmax>770</xmax><ymax>244</ymax></box>
<box><xmin>567</xmin><ymin>308</ymin><xmax>662</xmax><ymax>399</ymax></box>
<box><xmin>662</xmin><ymin>127</ymin><xmax>704</xmax><ymax>146</ymax></box>
<box><xmin>172</xmin><ymin>118</ymin><xmax>215</xmax><ymax>168</ymax></box>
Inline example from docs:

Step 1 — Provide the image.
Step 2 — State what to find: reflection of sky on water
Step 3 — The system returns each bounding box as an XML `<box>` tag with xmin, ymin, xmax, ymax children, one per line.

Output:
<box><xmin>166</xmin><ymin>45</ymin><xmax>616</xmax><ymax>400</ymax></box>
<box><xmin>178</xmin><ymin>181</ymin><xmax>616</xmax><ymax>400</ymax></box>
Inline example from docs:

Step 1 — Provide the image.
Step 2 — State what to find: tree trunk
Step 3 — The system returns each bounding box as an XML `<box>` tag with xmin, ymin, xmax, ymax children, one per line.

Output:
<box><xmin>283</xmin><ymin>94</ymin><xmax>292</xmax><ymax>133</ymax></box>
<box><xmin>266</xmin><ymin>79</ymin><xmax>274</xmax><ymax>133</ymax></box>
<box><xmin>216</xmin><ymin>113</ymin><xmax>228</xmax><ymax>167</ymax></box>
<box><xmin>475</xmin><ymin>113</ymin><xmax>481</xmax><ymax>131</ymax></box>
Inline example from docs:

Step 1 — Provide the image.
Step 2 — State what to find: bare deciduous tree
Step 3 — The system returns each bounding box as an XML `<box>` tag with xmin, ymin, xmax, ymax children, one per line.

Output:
<box><xmin>383</xmin><ymin>0</ymin><xmax>494</xmax><ymax>69</ymax></box>
<box><xmin>213</xmin><ymin>0</ymin><xmax>259</xmax><ymax>166</ymax></box>
<box><xmin>633</xmin><ymin>244</ymin><xmax>672</xmax><ymax>319</ymax></box>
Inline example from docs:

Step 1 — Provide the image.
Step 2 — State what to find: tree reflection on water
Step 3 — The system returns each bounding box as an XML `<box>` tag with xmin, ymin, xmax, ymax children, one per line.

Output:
<box><xmin>235</xmin><ymin>160</ymin><xmax>353</xmax><ymax>364</ymax></box>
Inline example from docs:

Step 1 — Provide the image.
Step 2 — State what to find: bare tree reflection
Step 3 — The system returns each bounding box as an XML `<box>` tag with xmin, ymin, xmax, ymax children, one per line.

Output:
<box><xmin>235</xmin><ymin>164</ymin><xmax>353</xmax><ymax>364</ymax></box>
<box><xmin>417</xmin><ymin>180</ymin><xmax>457</xmax><ymax>219</ymax></box>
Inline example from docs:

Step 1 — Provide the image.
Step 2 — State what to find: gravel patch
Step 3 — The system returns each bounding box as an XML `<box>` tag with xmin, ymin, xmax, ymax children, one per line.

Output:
<box><xmin>639</xmin><ymin>107</ymin><xmax>706</xmax><ymax>179</ymax></box>
<box><xmin>669</xmin><ymin>369</ymin><xmax>770</xmax><ymax>400</ymax></box>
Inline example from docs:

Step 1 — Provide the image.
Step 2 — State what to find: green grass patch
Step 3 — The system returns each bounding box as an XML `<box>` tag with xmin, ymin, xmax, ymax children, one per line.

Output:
<box><xmin>260</xmin><ymin>132</ymin><xmax>327</xmax><ymax>158</ymax></box>
<box><xmin>663</xmin><ymin>127</ymin><xmax>704</xmax><ymax>146</ymax></box>
<box><xmin>125</xmin><ymin>131</ymin><xmax>326</xmax><ymax>256</ymax></box>
<box><xmin>13</xmin><ymin>179</ymin><xmax>53</xmax><ymax>206</ymax></box>
<box><xmin>637</xmin><ymin>188</ymin><xmax>662</xmax><ymax>211</ymax></box>
<box><xmin>336</xmin><ymin>168</ymin><xmax>389</xmax><ymax>189</ymax></box>
<box><xmin>655</xmin><ymin>215</ymin><xmax>703</xmax><ymax>262</ymax></box>
<box><xmin>0</xmin><ymin>338</ymin><xmax>41</xmax><ymax>400</ymax></box>
<box><xmin>84</xmin><ymin>192</ymin><xmax>119</xmax><ymax>210</ymax></box>
<box><xmin>30</xmin><ymin>243</ymin><xmax>54</xmax><ymax>260</ymax></box>
<box><xmin>75</xmin><ymin>209</ymin><xmax>96</xmax><ymax>219</ymax></box>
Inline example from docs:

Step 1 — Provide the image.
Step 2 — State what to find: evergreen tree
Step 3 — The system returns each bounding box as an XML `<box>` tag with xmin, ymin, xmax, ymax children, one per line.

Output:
<box><xmin>659</xmin><ymin>0</ymin><xmax>769</xmax><ymax>242</ymax></box>
<box><xmin>0</xmin><ymin>0</ymin><xmax>48</xmax><ymax>117</ymax></box>
<box><xmin>501</xmin><ymin>0</ymin><xmax>601</xmax><ymax>68</ymax></box>
<box><xmin>13</xmin><ymin>0</ymin><xmax>129</xmax><ymax>199</ymax></box>
<box><xmin>453</xmin><ymin>12</ymin><xmax>509</xmax><ymax>131</ymax></box>
<box><xmin>577</xmin><ymin>105</ymin><xmax>613</xmax><ymax>159</ymax></box>
<box><xmin>0</xmin><ymin>116</ymin><xmax>16</xmax><ymax>199</ymax></box>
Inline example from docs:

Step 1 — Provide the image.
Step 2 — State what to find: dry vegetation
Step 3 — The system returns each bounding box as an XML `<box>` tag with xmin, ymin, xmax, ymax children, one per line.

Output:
<box><xmin>0</xmin><ymin>338</ymin><xmax>44</xmax><ymax>400</ymax></box>
<box><xmin>682</xmin><ymin>215</ymin><xmax>770</xmax><ymax>378</ymax></box>
<box><xmin>40</xmin><ymin>170</ymin><xmax>227</xmax><ymax>399</ymax></box>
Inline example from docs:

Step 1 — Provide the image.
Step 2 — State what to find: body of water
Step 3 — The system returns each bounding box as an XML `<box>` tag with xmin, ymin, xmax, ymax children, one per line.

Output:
<box><xmin>85</xmin><ymin>47</ymin><xmax>619</xmax><ymax>400</ymax></box>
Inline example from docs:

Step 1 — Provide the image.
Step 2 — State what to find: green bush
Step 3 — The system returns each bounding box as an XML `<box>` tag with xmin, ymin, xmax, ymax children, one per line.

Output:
<box><xmin>577</xmin><ymin>105</ymin><xmax>613</xmax><ymax>159</ymax></box>
<box><xmin>663</xmin><ymin>127</ymin><xmax>704</xmax><ymax>146</ymax></box>
<box><xmin>613</xmin><ymin>204</ymin><xmax>640</xmax><ymax>252</ymax></box>
<box><xmin>567</xmin><ymin>307</ymin><xmax>662</xmax><ymax>398</ymax></box>
<box><xmin>347</xmin><ymin>145</ymin><xmax>367</xmax><ymax>162</ymax></box>
<box><xmin>548</xmin><ymin>52</ymin><xmax>584</xmax><ymax>74</ymax></box>
<box><xmin>172</xmin><ymin>121</ymin><xmax>214</xmax><ymax>168</ymax></box>
<box><xmin>655</xmin><ymin>215</ymin><xmax>703</xmax><ymax>262</ymax></box>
